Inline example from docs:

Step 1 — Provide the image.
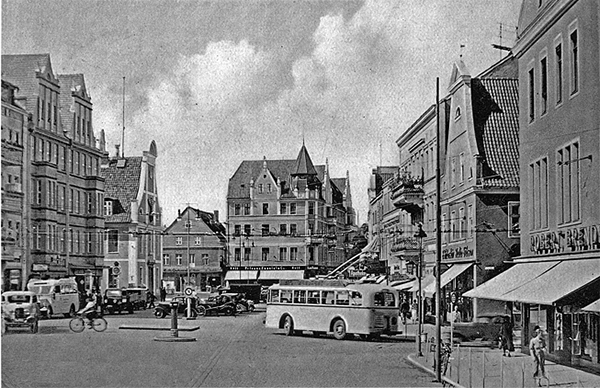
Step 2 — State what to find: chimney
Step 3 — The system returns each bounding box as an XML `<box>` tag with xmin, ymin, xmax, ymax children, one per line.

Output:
<box><xmin>213</xmin><ymin>210</ymin><xmax>219</xmax><ymax>223</ymax></box>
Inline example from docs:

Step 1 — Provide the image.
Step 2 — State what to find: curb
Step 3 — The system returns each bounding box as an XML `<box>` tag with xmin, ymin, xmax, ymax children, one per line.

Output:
<box><xmin>119</xmin><ymin>325</ymin><xmax>200</xmax><ymax>331</ymax></box>
<box><xmin>407</xmin><ymin>354</ymin><xmax>465</xmax><ymax>388</ymax></box>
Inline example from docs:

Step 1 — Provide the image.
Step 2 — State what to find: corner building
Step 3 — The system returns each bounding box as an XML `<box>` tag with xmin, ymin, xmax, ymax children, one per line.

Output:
<box><xmin>466</xmin><ymin>0</ymin><xmax>600</xmax><ymax>372</ymax></box>
<box><xmin>226</xmin><ymin>144</ymin><xmax>356</xmax><ymax>285</ymax></box>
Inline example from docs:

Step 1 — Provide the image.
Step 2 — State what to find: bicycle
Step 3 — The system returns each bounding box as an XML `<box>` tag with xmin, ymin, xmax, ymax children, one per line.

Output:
<box><xmin>69</xmin><ymin>310</ymin><xmax>107</xmax><ymax>333</ymax></box>
<box><xmin>432</xmin><ymin>341</ymin><xmax>453</xmax><ymax>387</ymax></box>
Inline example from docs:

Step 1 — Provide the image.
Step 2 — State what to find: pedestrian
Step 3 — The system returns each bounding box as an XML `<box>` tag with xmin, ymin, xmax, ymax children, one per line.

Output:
<box><xmin>452</xmin><ymin>305</ymin><xmax>462</xmax><ymax>323</ymax></box>
<box><xmin>529</xmin><ymin>325</ymin><xmax>548</xmax><ymax>387</ymax></box>
<box><xmin>499</xmin><ymin>316</ymin><xmax>514</xmax><ymax>357</ymax></box>
<box><xmin>411</xmin><ymin>299</ymin><xmax>418</xmax><ymax>324</ymax></box>
<box><xmin>400</xmin><ymin>298</ymin><xmax>410</xmax><ymax>324</ymax></box>
<box><xmin>147</xmin><ymin>291</ymin><xmax>156</xmax><ymax>309</ymax></box>
<box><xmin>160</xmin><ymin>287</ymin><xmax>166</xmax><ymax>302</ymax></box>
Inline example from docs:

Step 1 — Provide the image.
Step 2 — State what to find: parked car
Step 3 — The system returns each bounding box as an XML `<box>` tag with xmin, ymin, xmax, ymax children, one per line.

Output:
<box><xmin>1</xmin><ymin>291</ymin><xmax>41</xmax><ymax>333</ymax></box>
<box><xmin>197</xmin><ymin>294</ymin><xmax>236</xmax><ymax>316</ymax></box>
<box><xmin>103</xmin><ymin>288</ymin><xmax>133</xmax><ymax>314</ymax></box>
<box><xmin>451</xmin><ymin>315</ymin><xmax>509</xmax><ymax>343</ymax></box>
<box><xmin>221</xmin><ymin>292</ymin><xmax>255</xmax><ymax>313</ymax></box>
<box><xmin>154</xmin><ymin>296</ymin><xmax>196</xmax><ymax>318</ymax></box>
<box><xmin>125</xmin><ymin>287</ymin><xmax>148</xmax><ymax>310</ymax></box>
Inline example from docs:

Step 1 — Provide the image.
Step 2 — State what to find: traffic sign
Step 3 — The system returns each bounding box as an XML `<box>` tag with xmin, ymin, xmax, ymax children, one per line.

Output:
<box><xmin>184</xmin><ymin>287</ymin><xmax>194</xmax><ymax>296</ymax></box>
<box><xmin>112</xmin><ymin>266</ymin><xmax>121</xmax><ymax>275</ymax></box>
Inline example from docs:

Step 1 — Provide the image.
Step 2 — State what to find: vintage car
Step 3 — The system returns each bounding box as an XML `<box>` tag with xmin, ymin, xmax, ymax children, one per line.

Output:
<box><xmin>451</xmin><ymin>314</ymin><xmax>509</xmax><ymax>343</ymax></box>
<box><xmin>125</xmin><ymin>287</ymin><xmax>148</xmax><ymax>310</ymax></box>
<box><xmin>102</xmin><ymin>288</ymin><xmax>134</xmax><ymax>314</ymax></box>
<box><xmin>154</xmin><ymin>296</ymin><xmax>197</xmax><ymax>318</ymax></box>
<box><xmin>221</xmin><ymin>292</ymin><xmax>255</xmax><ymax>313</ymax></box>
<box><xmin>1</xmin><ymin>291</ymin><xmax>41</xmax><ymax>334</ymax></box>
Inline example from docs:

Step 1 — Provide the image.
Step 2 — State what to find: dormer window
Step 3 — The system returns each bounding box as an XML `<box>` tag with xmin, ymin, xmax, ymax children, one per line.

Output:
<box><xmin>104</xmin><ymin>200</ymin><xmax>113</xmax><ymax>216</ymax></box>
<box><xmin>455</xmin><ymin>107</ymin><xmax>461</xmax><ymax>120</ymax></box>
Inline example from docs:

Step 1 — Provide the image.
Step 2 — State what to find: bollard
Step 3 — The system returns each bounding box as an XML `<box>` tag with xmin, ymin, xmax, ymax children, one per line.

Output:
<box><xmin>170</xmin><ymin>302</ymin><xmax>179</xmax><ymax>337</ymax></box>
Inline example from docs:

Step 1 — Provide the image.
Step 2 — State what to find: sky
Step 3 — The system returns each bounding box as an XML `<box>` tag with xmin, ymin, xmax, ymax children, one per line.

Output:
<box><xmin>2</xmin><ymin>0</ymin><xmax>521</xmax><ymax>225</ymax></box>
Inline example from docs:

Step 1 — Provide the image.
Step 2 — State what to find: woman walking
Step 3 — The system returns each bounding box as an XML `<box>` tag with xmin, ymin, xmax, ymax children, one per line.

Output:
<box><xmin>529</xmin><ymin>325</ymin><xmax>548</xmax><ymax>387</ymax></box>
<box><xmin>499</xmin><ymin>316</ymin><xmax>514</xmax><ymax>357</ymax></box>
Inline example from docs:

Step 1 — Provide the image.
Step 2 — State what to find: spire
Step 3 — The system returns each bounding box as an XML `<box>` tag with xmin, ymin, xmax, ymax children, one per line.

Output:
<box><xmin>292</xmin><ymin>143</ymin><xmax>317</xmax><ymax>176</ymax></box>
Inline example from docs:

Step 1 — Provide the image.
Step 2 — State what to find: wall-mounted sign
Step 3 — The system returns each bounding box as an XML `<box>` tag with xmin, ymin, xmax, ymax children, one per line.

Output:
<box><xmin>530</xmin><ymin>224</ymin><xmax>600</xmax><ymax>255</ymax></box>
<box><xmin>228</xmin><ymin>266</ymin><xmax>304</xmax><ymax>271</ymax></box>
<box><xmin>32</xmin><ymin>264</ymin><xmax>48</xmax><ymax>272</ymax></box>
<box><xmin>442</xmin><ymin>246</ymin><xmax>474</xmax><ymax>261</ymax></box>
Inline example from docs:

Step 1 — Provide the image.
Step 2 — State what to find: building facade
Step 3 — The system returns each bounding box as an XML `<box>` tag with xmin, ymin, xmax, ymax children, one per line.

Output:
<box><xmin>226</xmin><ymin>144</ymin><xmax>357</xmax><ymax>285</ymax></box>
<box><xmin>162</xmin><ymin>207</ymin><xmax>226</xmax><ymax>293</ymax></box>
<box><xmin>1</xmin><ymin>80</ymin><xmax>28</xmax><ymax>291</ymax></box>
<box><xmin>1</xmin><ymin>54</ymin><xmax>107</xmax><ymax>293</ymax></box>
<box><xmin>467</xmin><ymin>0</ymin><xmax>600</xmax><ymax>372</ymax></box>
<box><xmin>101</xmin><ymin>142</ymin><xmax>162</xmax><ymax>293</ymax></box>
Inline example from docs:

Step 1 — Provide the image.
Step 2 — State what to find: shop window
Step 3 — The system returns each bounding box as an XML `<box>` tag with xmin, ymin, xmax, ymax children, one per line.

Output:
<box><xmin>508</xmin><ymin>202</ymin><xmax>520</xmax><ymax>238</ymax></box>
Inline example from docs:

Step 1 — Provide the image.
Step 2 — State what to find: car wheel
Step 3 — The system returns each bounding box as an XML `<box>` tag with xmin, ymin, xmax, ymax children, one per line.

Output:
<box><xmin>283</xmin><ymin>315</ymin><xmax>295</xmax><ymax>336</ymax></box>
<box><xmin>31</xmin><ymin>321</ymin><xmax>39</xmax><ymax>334</ymax></box>
<box><xmin>224</xmin><ymin>306</ymin><xmax>235</xmax><ymax>316</ymax></box>
<box><xmin>197</xmin><ymin>306</ymin><xmax>207</xmax><ymax>316</ymax></box>
<box><xmin>154</xmin><ymin>309</ymin><xmax>165</xmax><ymax>318</ymax></box>
<box><xmin>332</xmin><ymin>319</ymin><xmax>347</xmax><ymax>340</ymax></box>
<box><xmin>236</xmin><ymin>303</ymin><xmax>245</xmax><ymax>314</ymax></box>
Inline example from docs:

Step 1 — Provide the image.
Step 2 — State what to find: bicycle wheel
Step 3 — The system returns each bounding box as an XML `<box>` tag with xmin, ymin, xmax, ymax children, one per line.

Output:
<box><xmin>91</xmin><ymin>317</ymin><xmax>108</xmax><ymax>332</ymax></box>
<box><xmin>69</xmin><ymin>317</ymin><xmax>85</xmax><ymax>333</ymax></box>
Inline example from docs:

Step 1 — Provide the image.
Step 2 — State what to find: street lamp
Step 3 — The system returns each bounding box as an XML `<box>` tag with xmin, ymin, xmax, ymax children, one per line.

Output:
<box><xmin>414</xmin><ymin>223</ymin><xmax>427</xmax><ymax>357</ymax></box>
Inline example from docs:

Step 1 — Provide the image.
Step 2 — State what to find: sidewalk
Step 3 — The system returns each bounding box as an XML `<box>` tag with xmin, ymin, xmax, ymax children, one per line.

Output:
<box><xmin>408</xmin><ymin>344</ymin><xmax>600</xmax><ymax>388</ymax></box>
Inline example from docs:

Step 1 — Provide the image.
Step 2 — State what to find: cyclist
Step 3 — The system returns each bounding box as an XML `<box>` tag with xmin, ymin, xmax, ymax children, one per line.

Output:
<box><xmin>78</xmin><ymin>292</ymin><xmax>97</xmax><ymax>323</ymax></box>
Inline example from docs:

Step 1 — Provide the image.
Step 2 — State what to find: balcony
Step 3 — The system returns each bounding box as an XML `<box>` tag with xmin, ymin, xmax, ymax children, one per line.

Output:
<box><xmin>390</xmin><ymin>173</ymin><xmax>424</xmax><ymax>213</ymax></box>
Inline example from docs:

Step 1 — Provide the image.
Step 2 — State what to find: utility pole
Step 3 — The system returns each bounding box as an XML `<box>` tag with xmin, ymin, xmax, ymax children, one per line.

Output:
<box><xmin>435</xmin><ymin>77</ymin><xmax>442</xmax><ymax>382</ymax></box>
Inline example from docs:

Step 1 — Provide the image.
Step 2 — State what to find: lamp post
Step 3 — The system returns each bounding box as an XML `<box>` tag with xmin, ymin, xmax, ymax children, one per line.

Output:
<box><xmin>414</xmin><ymin>223</ymin><xmax>427</xmax><ymax>357</ymax></box>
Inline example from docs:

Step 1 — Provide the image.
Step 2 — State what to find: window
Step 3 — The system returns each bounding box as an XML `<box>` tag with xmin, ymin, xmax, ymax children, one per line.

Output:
<box><xmin>244</xmin><ymin>248</ymin><xmax>251</xmax><ymax>261</ymax></box>
<box><xmin>455</xmin><ymin>107</ymin><xmax>461</xmax><ymax>120</ymax></box>
<box><xmin>307</xmin><ymin>290</ymin><xmax>320</xmax><ymax>304</ymax></box>
<box><xmin>262</xmin><ymin>203</ymin><xmax>269</xmax><ymax>215</ymax></box>
<box><xmin>261</xmin><ymin>224</ymin><xmax>269</xmax><ymax>236</ymax></box>
<box><xmin>108</xmin><ymin>230</ymin><xmax>119</xmax><ymax>253</ymax></box>
<box><xmin>279</xmin><ymin>224</ymin><xmax>287</xmax><ymax>235</ymax></box>
<box><xmin>234</xmin><ymin>225</ymin><xmax>241</xmax><ymax>236</ymax></box>
<box><xmin>258</xmin><ymin>184</ymin><xmax>263</xmax><ymax>194</ymax></box>
<box><xmin>176</xmin><ymin>254</ymin><xmax>182</xmax><ymax>265</ymax></box>
<box><xmin>508</xmin><ymin>202</ymin><xmax>520</xmax><ymax>238</ymax></box>
<box><xmin>194</xmin><ymin>236</ymin><xmax>201</xmax><ymax>245</ymax></box>
<box><xmin>176</xmin><ymin>237</ymin><xmax>182</xmax><ymax>245</ymax></box>
<box><xmin>458</xmin><ymin>207</ymin><xmax>465</xmax><ymax>240</ymax></box>
<box><xmin>279</xmin><ymin>247</ymin><xmax>287</xmax><ymax>261</ymax></box>
<box><xmin>235</xmin><ymin>248</ymin><xmax>241</xmax><ymax>261</ymax></box>
<box><xmin>280</xmin><ymin>203</ymin><xmax>287</xmax><ymax>214</ymax></box>
<box><xmin>190</xmin><ymin>254</ymin><xmax>195</xmax><ymax>265</ymax></box>
<box><xmin>267</xmin><ymin>184</ymin><xmax>272</xmax><ymax>193</ymax></box>
<box><xmin>555</xmin><ymin>39</ymin><xmax>563</xmax><ymax>104</ymax></box>
<box><xmin>290</xmin><ymin>224</ymin><xmax>297</xmax><ymax>236</ymax></box>
<box><xmin>104</xmin><ymin>200</ymin><xmax>112</xmax><ymax>216</ymax></box>
<box><xmin>451</xmin><ymin>210</ymin><xmax>457</xmax><ymax>240</ymax></box>
<box><xmin>243</xmin><ymin>204</ymin><xmax>250</xmax><ymax>215</ymax></box>
<box><xmin>540</xmin><ymin>55</ymin><xmax>548</xmax><ymax>114</ymax></box>
<box><xmin>202</xmin><ymin>254</ymin><xmax>209</xmax><ymax>266</ymax></box>
<box><xmin>244</xmin><ymin>225</ymin><xmax>251</xmax><ymax>236</ymax></box>
<box><xmin>290</xmin><ymin>247</ymin><xmax>298</xmax><ymax>261</ymax></box>
<box><xmin>261</xmin><ymin>248</ymin><xmax>269</xmax><ymax>261</ymax></box>
<box><xmin>557</xmin><ymin>141</ymin><xmax>580</xmax><ymax>224</ymax></box>
<box><xmin>528</xmin><ymin>67</ymin><xmax>535</xmax><ymax>122</ymax></box>
<box><xmin>290</xmin><ymin>203</ymin><xmax>297</xmax><ymax>215</ymax></box>
<box><xmin>459</xmin><ymin>153</ymin><xmax>465</xmax><ymax>183</ymax></box>
<box><xmin>467</xmin><ymin>205</ymin><xmax>473</xmax><ymax>238</ymax></box>
<box><xmin>442</xmin><ymin>213</ymin><xmax>447</xmax><ymax>244</ymax></box>
<box><xmin>569</xmin><ymin>25</ymin><xmax>579</xmax><ymax>95</ymax></box>
<box><xmin>308</xmin><ymin>202</ymin><xmax>315</xmax><ymax>215</ymax></box>
<box><xmin>293</xmin><ymin>290</ymin><xmax>306</xmax><ymax>304</ymax></box>
<box><xmin>234</xmin><ymin>204</ymin><xmax>241</xmax><ymax>215</ymax></box>
<box><xmin>530</xmin><ymin>157</ymin><xmax>548</xmax><ymax>230</ymax></box>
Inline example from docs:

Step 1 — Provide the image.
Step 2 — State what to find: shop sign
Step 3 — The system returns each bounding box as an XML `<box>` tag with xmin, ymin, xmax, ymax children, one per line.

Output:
<box><xmin>348</xmin><ymin>270</ymin><xmax>366</xmax><ymax>278</ymax></box>
<box><xmin>228</xmin><ymin>266</ymin><xmax>304</xmax><ymax>271</ymax></box>
<box><xmin>32</xmin><ymin>264</ymin><xmax>49</xmax><ymax>272</ymax></box>
<box><xmin>530</xmin><ymin>224</ymin><xmax>600</xmax><ymax>255</ymax></box>
<box><xmin>442</xmin><ymin>246</ymin><xmax>474</xmax><ymax>260</ymax></box>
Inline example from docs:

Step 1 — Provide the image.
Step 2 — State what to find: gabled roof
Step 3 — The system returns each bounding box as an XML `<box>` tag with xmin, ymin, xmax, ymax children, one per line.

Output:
<box><xmin>228</xmin><ymin>159</ymin><xmax>296</xmax><ymax>199</ymax></box>
<box><xmin>1</xmin><ymin>54</ymin><xmax>57</xmax><ymax>114</ymax></box>
<box><xmin>164</xmin><ymin>206</ymin><xmax>226</xmax><ymax>240</ymax></box>
<box><xmin>292</xmin><ymin>144</ymin><xmax>317</xmax><ymax>176</ymax></box>
<box><xmin>101</xmin><ymin>157</ymin><xmax>143</xmax><ymax>223</ymax></box>
<box><xmin>473</xmin><ymin>78</ymin><xmax>520</xmax><ymax>188</ymax></box>
<box><xmin>56</xmin><ymin>74</ymin><xmax>90</xmax><ymax>138</ymax></box>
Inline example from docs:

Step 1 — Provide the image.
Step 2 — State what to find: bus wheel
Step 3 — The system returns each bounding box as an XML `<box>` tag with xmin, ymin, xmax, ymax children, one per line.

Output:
<box><xmin>332</xmin><ymin>319</ymin><xmax>347</xmax><ymax>340</ymax></box>
<box><xmin>283</xmin><ymin>316</ymin><xmax>295</xmax><ymax>336</ymax></box>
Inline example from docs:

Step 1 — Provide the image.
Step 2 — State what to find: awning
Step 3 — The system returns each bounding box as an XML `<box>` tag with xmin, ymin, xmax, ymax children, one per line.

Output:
<box><xmin>394</xmin><ymin>279</ymin><xmax>417</xmax><ymax>291</ymax></box>
<box><xmin>259</xmin><ymin>270</ymin><xmax>304</xmax><ymax>280</ymax></box>
<box><xmin>224</xmin><ymin>270</ymin><xmax>258</xmax><ymax>281</ymax></box>
<box><xmin>424</xmin><ymin>263</ymin><xmax>473</xmax><ymax>295</ymax></box>
<box><xmin>410</xmin><ymin>275</ymin><xmax>435</xmax><ymax>294</ymax></box>
<box><xmin>583</xmin><ymin>299</ymin><xmax>600</xmax><ymax>313</ymax></box>
<box><xmin>463</xmin><ymin>258</ymin><xmax>600</xmax><ymax>305</ymax></box>
<box><xmin>362</xmin><ymin>236</ymin><xmax>380</xmax><ymax>253</ymax></box>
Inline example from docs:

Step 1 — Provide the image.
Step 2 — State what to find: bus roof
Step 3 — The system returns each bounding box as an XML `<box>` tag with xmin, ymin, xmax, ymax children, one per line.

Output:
<box><xmin>271</xmin><ymin>279</ymin><xmax>398</xmax><ymax>294</ymax></box>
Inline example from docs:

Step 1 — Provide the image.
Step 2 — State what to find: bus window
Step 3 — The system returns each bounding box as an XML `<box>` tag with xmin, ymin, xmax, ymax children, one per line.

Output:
<box><xmin>335</xmin><ymin>291</ymin><xmax>349</xmax><ymax>305</ymax></box>
<box><xmin>384</xmin><ymin>292</ymin><xmax>396</xmax><ymax>307</ymax></box>
<box><xmin>322</xmin><ymin>290</ymin><xmax>335</xmax><ymax>304</ymax></box>
<box><xmin>350</xmin><ymin>291</ymin><xmax>362</xmax><ymax>306</ymax></box>
<box><xmin>374</xmin><ymin>292</ymin><xmax>384</xmax><ymax>306</ymax></box>
<box><xmin>374</xmin><ymin>292</ymin><xmax>396</xmax><ymax>307</ymax></box>
<box><xmin>307</xmin><ymin>290</ymin><xmax>320</xmax><ymax>304</ymax></box>
<box><xmin>269</xmin><ymin>289</ymin><xmax>280</xmax><ymax>303</ymax></box>
<box><xmin>293</xmin><ymin>290</ymin><xmax>306</xmax><ymax>304</ymax></box>
<box><xmin>280</xmin><ymin>290</ymin><xmax>292</xmax><ymax>303</ymax></box>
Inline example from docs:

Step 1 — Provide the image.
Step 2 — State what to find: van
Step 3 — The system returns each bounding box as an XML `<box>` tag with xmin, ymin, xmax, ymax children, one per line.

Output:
<box><xmin>26</xmin><ymin>278</ymin><xmax>79</xmax><ymax>318</ymax></box>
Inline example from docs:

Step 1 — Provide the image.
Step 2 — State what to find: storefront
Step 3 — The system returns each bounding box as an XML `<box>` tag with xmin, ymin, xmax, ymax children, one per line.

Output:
<box><xmin>464</xmin><ymin>255</ymin><xmax>600</xmax><ymax>372</ymax></box>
